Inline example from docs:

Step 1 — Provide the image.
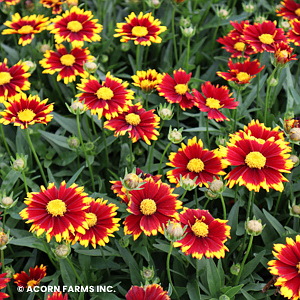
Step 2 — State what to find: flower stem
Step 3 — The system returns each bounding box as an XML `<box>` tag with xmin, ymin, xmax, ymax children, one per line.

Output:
<box><xmin>235</xmin><ymin>234</ymin><xmax>254</xmax><ymax>285</ymax></box>
<box><xmin>171</xmin><ymin>4</ymin><xmax>178</xmax><ymax>64</ymax></box>
<box><xmin>194</xmin><ymin>187</ymin><xmax>198</xmax><ymax>208</ymax></box>
<box><xmin>206</xmin><ymin>117</ymin><xmax>210</xmax><ymax>149</ymax></box>
<box><xmin>264</xmin><ymin>66</ymin><xmax>278</xmax><ymax>125</ymax></box>
<box><xmin>0</xmin><ymin>124</ymin><xmax>12</xmax><ymax>158</ymax></box>
<box><xmin>246</xmin><ymin>190</ymin><xmax>254</xmax><ymax>221</ymax></box>
<box><xmin>25</xmin><ymin>129</ymin><xmax>47</xmax><ymax>186</ymax></box>
<box><xmin>100</xmin><ymin>246</ymin><xmax>110</xmax><ymax>277</ymax></box>
<box><xmin>186</xmin><ymin>36</ymin><xmax>191</xmax><ymax>73</ymax></box>
<box><xmin>76</xmin><ymin>112</ymin><xmax>95</xmax><ymax>192</ymax></box>
<box><xmin>180</xmin><ymin>190</ymin><xmax>187</xmax><ymax>202</ymax></box>
<box><xmin>176</xmin><ymin>104</ymin><xmax>180</xmax><ymax>129</ymax></box>
<box><xmin>233</xmin><ymin>86</ymin><xmax>241</xmax><ymax>132</ymax></box>
<box><xmin>101</xmin><ymin>120</ymin><xmax>109</xmax><ymax>168</ymax></box>
<box><xmin>21</xmin><ymin>170</ymin><xmax>29</xmax><ymax>194</ymax></box>
<box><xmin>1</xmin><ymin>250</ymin><xmax>4</xmax><ymax>273</ymax></box>
<box><xmin>157</xmin><ymin>141</ymin><xmax>172</xmax><ymax>175</ymax></box>
<box><xmin>66</xmin><ymin>256</ymin><xmax>84</xmax><ymax>286</ymax></box>
<box><xmin>129</xmin><ymin>139</ymin><xmax>133</xmax><ymax>172</ymax></box>
<box><xmin>166</xmin><ymin>243</ymin><xmax>180</xmax><ymax>300</ymax></box>
<box><xmin>136</xmin><ymin>44</ymin><xmax>141</xmax><ymax>71</ymax></box>
<box><xmin>220</xmin><ymin>194</ymin><xmax>227</xmax><ymax>220</ymax></box>
<box><xmin>42</xmin><ymin>239</ymin><xmax>59</xmax><ymax>270</ymax></box>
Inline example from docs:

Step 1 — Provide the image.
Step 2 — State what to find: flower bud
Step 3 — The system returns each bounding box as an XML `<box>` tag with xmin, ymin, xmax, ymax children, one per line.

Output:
<box><xmin>1</xmin><ymin>197</ymin><xmax>13</xmax><ymax>207</ymax></box>
<box><xmin>230</xmin><ymin>263</ymin><xmax>240</xmax><ymax>275</ymax></box>
<box><xmin>124</xmin><ymin>173</ymin><xmax>140</xmax><ymax>190</ymax></box>
<box><xmin>160</xmin><ymin>108</ymin><xmax>173</xmax><ymax>119</ymax></box>
<box><xmin>269</xmin><ymin>78</ymin><xmax>278</xmax><ymax>86</ymax></box>
<box><xmin>100</xmin><ymin>55</ymin><xmax>108</xmax><ymax>63</ymax></box>
<box><xmin>246</xmin><ymin>218</ymin><xmax>264</xmax><ymax>236</ymax></box>
<box><xmin>219</xmin><ymin>295</ymin><xmax>230</xmax><ymax>300</ymax></box>
<box><xmin>292</xmin><ymin>205</ymin><xmax>300</xmax><ymax>215</ymax></box>
<box><xmin>119</xmin><ymin>236</ymin><xmax>130</xmax><ymax>248</ymax></box>
<box><xmin>168</xmin><ymin>127</ymin><xmax>185</xmax><ymax>144</ymax></box>
<box><xmin>181</xmin><ymin>26</ymin><xmax>196</xmax><ymax>38</ymax></box>
<box><xmin>25</xmin><ymin>0</ymin><xmax>34</xmax><ymax>11</ymax></box>
<box><xmin>254</xmin><ymin>14</ymin><xmax>267</xmax><ymax>23</ymax></box>
<box><xmin>141</xmin><ymin>267</ymin><xmax>154</xmax><ymax>281</ymax></box>
<box><xmin>71</xmin><ymin>101</ymin><xmax>84</xmax><ymax>112</ymax></box>
<box><xmin>24</xmin><ymin>61</ymin><xmax>36</xmax><ymax>73</ymax></box>
<box><xmin>289</xmin><ymin>128</ymin><xmax>300</xmax><ymax>141</ymax></box>
<box><xmin>54</xmin><ymin>243</ymin><xmax>70</xmax><ymax>258</ymax></box>
<box><xmin>242</xmin><ymin>2</ymin><xmax>255</xmax><ymax>13</ymax></box>
<box><xmin>13</xmin><ymin>158</ymin><xmax>25</xmax><ymax>171</ymax></box>
<box><xmin>0</xmin><ymin>232</ymin><xmax>8</xmax><ymax>247</ymax></box>
<box><xmin>209</xmin><ymin>180</ymin><xmax>224</xmax><ymax>193</ymax></box>
<box><xmin>68</xmin><ymin>136</ymin><xmax>80</xmax><ymax>149</ymax></box>
<box><xmin>218</xmin><ymin>8</ymin><xmax>230</xmax><ymax>19</ymax></box>
<box><xmin>280</xmin><ymin>20</ymin><xmax>291</xmax><ymax>31</ymax></box>
<box><xmin>40</xmin><ymin>44</ymin><xmax>50</xmax><ymax>54</ymax></box>
<box><xmin>180</xmin><ymin>17</ymin><xmax>191</xmax><ymax>28</ymax></box>
<box><xmin>290</xmin><ymin>154</ymin><xmax>299</xmax><ymax>166</ymax></box>
<box><xmin>84</xmin><ymin>61</ymin><xmax>97</xmax><ymax>73</ymax></box>
<box><xmin>4</xmin><ymin>266</ymin><xmax>14</xmax><ymax>278</ymax></box>
<box><xmin>167</xmin><ymin>222</ymin><xmax>184</xmax><ymax>239</ymax></box>
<box><xmin>85</xmin><ymin>141</ymin><xmax>94</xmax><ymax>152</ymax></box>
<box><xmin>121</xmin><ymin>43</ymin><xmax>131</xmax><ymax>52</ymax></box>
<box><xmin>206</xmin><ymin>190</ymin><xmax>219</xmax><ymax>199</ymax></box>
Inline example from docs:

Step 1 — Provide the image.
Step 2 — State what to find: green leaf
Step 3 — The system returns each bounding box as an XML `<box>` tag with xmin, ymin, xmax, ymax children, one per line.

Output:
<box><xmin>187</xmin><ymin>280</ymin><xmax>202</xmax><ymax>300</ymax></box>
<box><xmin>263</xmin><ymin>209</ymin><xmax>285</xmax><ymax>237</ymax></box>
<box><xmin>9</xmin><ymin>236</ymin><xmax>44</xmax><ymax>252</ymax></box>
<box><xmin>66</xmin><ymin>166</ymin><xmax>85</xmax><ymax>187</ymax></box>
<box><xmin>206</xmin><ymin>258</ymin><xmax>221</xmax><ymax>298</ymax></box>
<box><xmin>1</xmin><ymin>170</ymin><xmax>20</xmax><ymax>192</ymax></box>
<box><xmin>59</xmin><ymin>258</ymin><xmax>77</xmax><ymax>287</ymax></box>
<box><xmin>223</xmin><ymin>284</ymin><xmax>244</xmax><ymax>298</ymax></box>
<box><xmin>39</xmin><ymin>130</ymin><xmax>71</xmax><ymax>150</ymax></box>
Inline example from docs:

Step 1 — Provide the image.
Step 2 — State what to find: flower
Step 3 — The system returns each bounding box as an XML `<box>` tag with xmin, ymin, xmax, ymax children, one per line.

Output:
<box><xmin>39</xmin><ymin>44</ymin><xmax>92</xmax><ymax>84</ymax></box>
<box><xmin>19</xmin><ymin>181</ymin><xmax>90</xmax><ymax>242</ymax></box>
<box><xmin>0</xmin><ymin>94</ymin><xmax>53</xmax><ymax>129</ymax></box>
<box><xmin>114</xmin><ymin>12</ymin><xmax>167</xmax><ymax>46</ymax></box>
<box><xmin>2</xmin><ymin>13</ymin><xmax>50</xmax><ymax>46</ymax></box>
<box><xmin>156</xmin><ymin>69</ymin><xmax>195</xmax><ymax>110</ymax></box>
<box><xmin>193</xmin><ymin>81</ymin><xmax>238</xmax><ymax>122</ymax></box>
<box><xmin>0</xmin><ymin>264</ymin><xmax>10</xmax><ymax>299</ymax></box>
<box><xmin>123</xmin><ymin>177</ymin><xmax>182</xmax><ymax>240</ymax></box>
<box><xmin>72</xmin><ymin>198</ymin><xmax>120</xmax><ymax>248</ymax></box>
<box><xmin>166</xmin><ymin>136</ymin><xmax>226</xmax><ymax>188</ymax></box>
<box><xmin>48</xmin><ymin>6</ymin><xmax>103</xmax><ymax>47</ymax></box>
<box><xmin>76</xmin><ymin>73</ymin><xmax>134</xmax><ymax>120</ymax></box>
<box><xmin>104</xmin><ymin>103</ymin><xmax>160</xmax><ymax>145</ymax></box>
<box><xmin>276</xmin><ymin>0</ymin><xmax>300</xmax><ymax>21</ymax></box>
<box><xmin>268</xmin><ymin>235</ymin><xmax>300</xmax><ymax>300</ymax></box>
<box><xmin>47</xmin><ymin>292</ymin><xmax>68</xmax><ymax>300</ymax></box>
<box><xmin>40</xmin><ymin>0</ymin><xmax>66</xmax><ymax>14</ymax></box>
<box><xmin>131</xmin><ymin>69</ymin><xmax>163</xmax><ymax>93</ymax></box>
<box><xmin>0</xmin><ymin>58</ymin><xmax>31</xmax><ymax>102</ymax></box>
<box><xmin>243</xmin><ymin>20</ymin><xmax>287</xmax><ymax>53</ymax></box>
<box><xmin>287</xmin><ymin>19</ymin><xmax>300</xmax><ymax>46</ymax></box>
<box><xmin>126</xmin><ymin>284</ymin><xmax>170</xmax><ymax>300</ymax></box>
<box><xmin>273</xmin><ymin>41</ymin><xmax>297</xmax><ymax>65</ymax></box>
<box><xmin>217</xmin><ymin>58</ymin><xmax>264</xmax><ymax>85</ymax></box>
<box><xmin>0</xmin><ymin>0</ymin><xmax>20</xmax><ymax>5</ymax></box>
<box><xmin>173</xmin><ymin>208</ymin><xmax>231</xmax><ymax>259</ymax></box>
<box><xmin>224</xmin><ymin>133</ymin><xmax>293</xmax><ymax>192</ymax></box>
<box><xmin>13</xmin><ymin>264</ymin><xmax>46</xmax><ymax>289</ymax></box>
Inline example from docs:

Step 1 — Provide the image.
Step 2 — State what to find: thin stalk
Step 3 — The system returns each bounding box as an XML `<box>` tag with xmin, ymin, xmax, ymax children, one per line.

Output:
<box><xmin>84</xmin><ymin>113</ymin><xmax>93</xmax><ymax>141</ymax></box>
<box><xmin>171</xmin><ymin>4</ymin><xmax>178</xmax><ymax>64</ymax></box>
<box><xmin>166</xmin><ymin>243</ymin><xmax>180</xmax><ymax>300</ymax></box>
<box><xmin>180</xmin><ymin>190</ymin><xmax>187</xmax><ymax>202</ymax></box>
<box><xmin>246</xmin><ymin>190</ymin><xmax>255</xmax><ymax>221</ymax></box>
<box><xmin>100</xmin><ymin>246</ymin><xmax>110</xmax><ymax>277</ymax></box>
<box><xmin>25</xmin><ymin>129</ymin><xmax>47</xmax><ymax>186</ymax></box>
<box><xmin>264</xmin><ymin>67</ymin><xmax>278</xmax><ymax>125</ymax></box>
<box><xmin>203</xmin><ymin>198</ymin><xmax>210</xmax><ymax>209</ymax></box>
<box><xmin>235</xmin><ymin>234</ymin><xmax>254</xmax><ymax>285</ymax></box>
<box><xmin>157</xmin><ymin>141</ymin><xmax>172</xmax><ymax>175</ymax></box>
<box><xmin>2</xmin><ymin>210</ymin><xmax>7</xmax><ymax>233</ymax></box>
<box><xmin>129</xmin><ymin>139</ymin><xmax>133</xmax><ymax>172</ymax></box>
<box><xmin>76</xmin><ymin>113</ymin><xmax>95</xmax><ymax>192</ymax></box>
<box><xmin>21</xmin><ymin>170</ymin><xmax>29</xmax><ymax>194</ymax></box>
<box><xmin>136</xmin><ymin>44</ymin><xmax>141</xmax><ymax>72</ymax></box>
<box><xmin>0</xmin><ymin>124</ymin><xmax>12</xmax><ymax>158</ymax></box>
<box><xmin>91</xmin><ymin>116</ymin><xmax>98</xmax><ymax>137</ymax></box>
<box><xmin>194</xmin><ymin>187</ymin><xmax>198</xmax><ymax>208</ymax></box>
<box><xmin>176</xmin><ymin>104</ymin><xmax>180</xmax><ymax>129</ymax></box>
<box><xmin>42</xmin><ymin>239</ymin><xmax>59</xmax><ymax>269</ymax></box>
<box><xmin>273</xmin><ymin>191</ymin><xmax>283</xmax><ymax>217</ymax></box>
<box><xmin>101</xmin><ymin>120</ymin><xmax>109</xmax><ymax>168</ymax></box>
<box><xmin>256</xmin><ymin>53</ymin><xmax>263</xmax><ymax>119</ymax></box>
<box><xmin>51</xmin><ymin>75</ymin><xmax>64</xmax><ymax>103</ymax></box>
<box><xmin>185</xmin><ymin>36</ymin><xmax>191</xmax><ymax>73</ymax></box>
<box><xmin>206</xmin><ymin>118</ymin><xmax>210</xmax><ymax>149</ymax></box>
<box><xmin>233</xmin><ymin>86</ymin><xmax>241</xmax><ymax>132</ymax></box>
<box><xmin>220</xmin><ymin>194</ymin><xmax>227</xmax><ymax>220</ymax></box>
<box><xmin>66</xmin><ymin>256</ymin><xmax>84</xmax><ymax>286</ymax></box>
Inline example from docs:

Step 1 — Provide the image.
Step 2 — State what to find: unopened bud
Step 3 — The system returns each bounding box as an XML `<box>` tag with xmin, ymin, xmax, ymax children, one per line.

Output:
<box><xmin>54</xmin><ymin>244</ymin><xmax>70</xmax><ymax>258</ymax></box>
<box><xmin>218</xmin><ymin>9</ymin><xmax>229</xmax><ymax>18</ymax></box>
<box><xmin>219</xmin><ymin>295</ymin><xmax>230</xmax><ymax>300</ymax></box>
<box><xmin>85</xmin><ymin>61</ymin><xmax>97</xmax><ymax>73</ymax></box>
<box><xmin>4</xmin><ymin>266</ymin><xmax>14</xmax><ymax>278</ymax></box>
<box><xmin>167</xmin><ymin>222</ymin><xmax>184</xmax><ymax>239</ymax></box>
<box><xmin>209</xmin><ymin>180</ymin><xmax>224</xmax><ymax>193</ymax></box>
<box><xmin>243</xmin><ymin>3</ymin><xmax>255</xmax><ymax>13</ymax></box>
<box><xmin>124</xmin><ymin>173</ymin><xmax>140</xmax><ymax>189</ymax></box>
<box><xmin>246</xmin><ymin>219</ymin><xmax>264</xmax><ymax>236</ymax></box>
<box><xmin>160</xmin><ymin>108</ymin><xmax>172</xmax><ymax>119</ymax></box>
<box><xmin>141</xmin><ymin>267</ymin><xmax>154</xmax><ymax>280</ymax></box>
<box><xmin>40</xmin><ymin>44</ymin><xmax>50</xmax><ymax>54</ymax></box>
<box><xmin>68</xmin><ymin>136</ymin><xmax>80</xmax><ymax>149</ymax></box>
<box><xmin>270</xmin><ymin>78</ymin><xmax>278</xmax><ymax>86</ymax></box>
<box><xmin>1</xmin><ymin>197</ymin><xmax>13</xmax><ymax>207</ymax></box>
<box><xmin>169</xmin><ymin>129</ymin><xmax>183</xmax><ymax>143</ymax></box>
<box><xmin>281</xmin><ymin>20</ymin><xmax>291</xmax><ymax>31</ymax></box>
<box><xmin>289</xmin><ymin>128</ymin><xmax>300</xmax><ymax>141</ymax></box>
<box><xmin>13</xmin><ymin>158</ymin><xmax>25</xmax><ymax>170</ymax></box>
<box><xmin>292</xmin><ymin>205</ymin><xmax>300</xmax><ymax>215</ymax></box>
<box><xmin>121</xmin><ymin>43</ymin><xmax>131</xmax><ymax>52</ymax></box>
<box><xmin>206</xmin><ymin>190</ymin><xmax>218</xmax><ymax>199</ymax></box>
<box><xmin>230</xmin><ymin>263</ymin><xmax>240</xmax><ymax>275</ymax></box>
<box><xmin>0</xmin><ymin>232</ymin><xmax>8</xmax><ymax>246</ymax></box>
<box><xmin>290</xmin><ymin>154</ymin><xmax>299</xmax><ymax>165</ymax></box>
<box><xmin>71</xmin><ymin>101</ymin><xmax>84</xmax><ymax>112</ymax></box>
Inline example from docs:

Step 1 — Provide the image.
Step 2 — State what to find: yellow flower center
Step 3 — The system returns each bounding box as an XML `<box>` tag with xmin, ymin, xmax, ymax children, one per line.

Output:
<box><xmin>60</xmin><ymin>54</ymin><xmax>76</xmax><ymax>66</ymax></box>
<box><xmin>297</xmin><ymin>262</ymin><xmax>300</xmax><ymax>273</ymax></box>
<box><xmin>174</xmin><ymin>84</ymin><xmax>188</xmax><ymax>95</ymax></box>
<box><xmin>259</xmin><ymin>34</ymin><xmax>274</xmax><ymax>45</ymax></box>
<box><xmin>27</xmin><ymin>279</ymin><xmax>38</xmax><ymax>288</ymax></box>
<box><xmin>46</xmin><ymin>199</ymin><xmax>67</xmax><ymax>217</ymax></box>
<box><xmin>17</xmin><ymin>109</ymin><xmax>36</xmax><ymax>122</ymax></box>
<box><xmin>96</xmin><ymin>87</ymin><xmax>114</xmax><ymax>100</ymax></box>
<box><xmin>295</xmin><ymin>8</ymin><xmax>300</xmax><ymax>16</ymax></box>
<box><xmin>234</xmin><ymin>42</ymin><xmax>246</xmax><ymax>52</ymax></box>
<box><xmin>67</xmin><ymin>20</ymin><xmax>83</xmax><ymax>32</ymax></box>
<box><xmin>18</xmin><ymin>25</ymin><xmax>34</xmax><ymax>35</ymax></box>
<box><xmin>206</xmin><ymin>97</ymin><xmax>222</xmax><ymax>109</ymax></box>
<box><xmin>236</xmin><ymin>72</ymin><xmax>250</xmax><ymax>82</ymax></box>
<box><xmin>140</xmin><ymin>198</ymin><xmax>157</xmax><ymax>215</ymax></box>
<box><xmin>245</xmin><ymin>151</ymin><xmax>266</xmax><ymax>169</ymax></box>
<box><xmin>132</xmin><ymin>26</ymin><xmax>148</xmax><ymax>37</ymax></box>
<box><xmin>86</xmin><ymin>212</ymin><xmax>97</xmax><ymax>228</ymax></box>
<box><xmin>125</xmin><ymin>113</ymin><xmax>141</xmax><ymax>126</ymax></box>
<box><xmin>187</xmin><ymin>158</ymin><xmax>204</xmax><ymax>173</ymax></box>
<box><xmin>0</xmin><ymin>72</ymin><xmax>12</xmax><ymax>86</ymax></box>
<box><xmin>191</xmin><ymin>218</ymin><xmax>209</xmax><ymax>238</ymax></box>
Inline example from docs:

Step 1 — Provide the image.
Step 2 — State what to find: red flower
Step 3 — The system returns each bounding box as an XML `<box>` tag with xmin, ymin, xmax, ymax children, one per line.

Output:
<box><xmin>47</xmin><ymin>292</ymin><xmax>68</xmax><ymax>300</ymax></box>
<box><xmin>243</xmin><ymin>20</ymin><xmax>287</xmax><ymax>53</ymax></box>
<box><xmin>0</xmin><ymin>264</ymin><xmax>10</xmax><ymax>299</ymax></box>
<box><xmin>274</xmin><ymin>41</ymin><xmax>297</xmax><ymax>65</ymax></box>
<box><xmin>287</xmin><ymin>19</ymin><xmax>300</xmax><ymax>46</ymax></box>
<box><xmin>126</xmin><ymin>284</ymin><xmax>170</xmax><ymax>300</ymax></box>
<box><xmin>13</xmin><ymin>265</ymin><xmax>46</xmax><ymax>289</ymax></box>
<box><xmin>217</xmin><ymin>58</ymin><xmax>264</xmax><ymax>85</ymax></box>
<box><xmin>193</xmin><ymin>81</ymin><xmax>238</xmax><ymax>122</ymax></box>
<box><xmin>156</xmin><ymin>69</ymin><xmax>195</xmax><ymax>110</ymax></box>
<box><xmin>276</xmin><ymin>0</ymin><xmax>300</xmax><ymax>21</ymax></box>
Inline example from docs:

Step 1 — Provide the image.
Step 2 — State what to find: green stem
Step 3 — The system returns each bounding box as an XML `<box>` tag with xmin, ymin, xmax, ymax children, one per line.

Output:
<box><xmin>256</xmin><ymin>52</ymin><xmax>263</xmax><ymax>119</ymax></box>
<box><xmin>100</xmin><ymin>246</ymin><xmax>110</xmax><ymax>277</ymax></box>
<box><xmin>66</xmin><ymin>256</ymin><xmax>84</xmax><ymax>286</ymax></box>
<box><xmin>195</xmin><ymin>187</ymin><xmax>198</xmax><ymax>208</ymax></box>
<box><xmin>264</xmin><ymin>67</ymin><xmax>278</xmax><ymax>125</ymax></box>
<box><xmin>21</xmin><ymin>170</ymin><xmax>29</xmax><ymax>194</ymax></box>
<box><xmin>180</xmin><ymin>190</ymin><xmax>187</xmax><ymax>202</ymax></box>
<box><xmin>42</xmin><ymin>239</ymin><xmax>59</xmax><ymax>269</ymax></box>
<box><xmin>51</xmin><ymin>75</ymin><xmax>64</xmax><ymax>103</ymax></box>
<box><xmin>220</xmin><ymin>194</ymin><xmax>227</xmax><ymax>220</ymax></box>
<box><xmin>101</xmin><ymin>120</ymin><xmax>109</xmax><ymax>168</ymax></box>
<box><xmin>171</xmin><ymin>4</ymin><xmax>178</xmax><ymax>64</ymax></box>
<box><xmin>246</xmin><ymin>190</ymin><xmax>255</xmax><ymax>221</ymax></box>
<box><xmin>206</xmin><ymin>117</ymin><xmax>210</xmax><ymax>149</ymax></box>
<box><xmin>136</xmin><ymin>44</ymin><xmax>141</xmax><ymax>71</ymax></box>
<box><xmin>186</xmin><ymin>37</ymin><xmax>191</xmax><ymax>73</ymax></box>
<box><xmin>1</xmin><ymin>249</ymin><xmax>4</xmax><ymax>273</ymax></box>
<box><xmin>235</xmin><ymin>234</ymin><xmax>254</xmax><ymax>285</ymax></box>
<box><xmin>145</xmin><ymin>93</ymin><xmax>149</xmax><ymax>111</ymax></box>
<box><xmin>176</xmin><ymin>104</ymin><xmax>180</xmax><ymax>129</ymax></box>
<box><xmin>273</xmin><ymin>191</ymin><xmax>283</xmax><ymax>217</ymax></box>
<box><xmin>158</xmin><ymin>141</ymin><xmax>172</xmax><ymax>175</ymax></box>
<box><xmin>84</xmin><ymin>113</ymin><xmax>93</xmax><ymax>141</ymax></box>
<box><xmin>166</xmin><ymin>243</ymin><xmax>180</xmax><ymax>300</ymax></box>
<box><xmin>25</xmin><ymin>129</ymin><xmax>47</xmax><ymax>186</ymax></box>
<box><xmin>0</xmin><ymin>124</ymin><xmax>12</xmax><ymax>158</ymax></box>
<box><xmin>233</xmin><ymin>86</ymin><xmax>241</xmax><ymax>132</ymax></box>
<box><xmin>129</xmin><ymin>139</ymin><xmax>133</xmax><ymax>172</ymax></box>
<box><xmin>76</xmin><ymin>113</ymin><xmax>95</xmax><ymax>192</ymax></box>
<box><xmin>203</xmin><ymin>198</ymin><xmax>210</xmax><ymax>209</ymax></box>
<box><xmin>90</xmin><ymin>116</ymin><xmax>98</xmax><ymax>137</ymax></box>
<box><xmin>2</xmin><ymin>210</ymin><xmax>6</xmax><ymax>233</ymax></box>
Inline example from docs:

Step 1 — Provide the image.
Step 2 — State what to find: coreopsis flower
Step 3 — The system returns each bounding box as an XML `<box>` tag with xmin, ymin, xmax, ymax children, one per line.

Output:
<box><xmin>114</xmin><ymin>12</ymin><xmax>167</xmax><ymax>46</ymax></box>
<box><xmin>156</xmin><ymin>69</ymin><xmax>195</xmax><ymax>110</ymax></box>
<box><xmin>224</xmin><ymin>133</ymin><xmax>293</xmax><ymax>192</ymax></box>
<box><xmin>124</xmin><ymin>177</ymin><xmax>182</xmax><ymax>240</ymax></box>
<box><xmin>273</xmin><ymin>41</ymin><xmax>297</xmax><ymax>65</ymax></box>
<box><xmin>19</xmin><ymin>181</ymin><xmax>90</xmax><ymax>242</ymax></box>
<box><xmin>0</xmin><ymin>264</ymin><xmax>10</xmax><ymax>299</ymax></box>
<box><xmin>72</xmin><ymin>198</ymin><xmax>120</xmax><ymax>248</ymax></box>
<box><xmin>126</xmin><ymin>284</ymin><xmax>170</xmax><ymax>300</ymax></box>
<box><xmin>268</xmin><ymin>235</ymin><xmax>300</xmax><ymax>300</ymax></box>
<box><xmin>39</xmin><ymin>44</ymin><xmax>92</xmax><ymax>84</ymax></box>
<box><xmin>48</xmin><ymin>6</ymin><xmax>103</xmax><ymax>47</ymax></box>
<box><xmin>2</xmin><ymin>13</ymin><xmax>50</xmax><ymax>46</ymax></box>
<box><xmin>47</xmin><ymin>292</ymin><xmax>68</xmax><ymax>300</ymax></box>
<box><xmin>131</xmin><ymin>69</ymin><xmax>163</xmax><ymax>93</ymax></box>
<box><xmin>166</xmin><ymin>136</ymin><xmax>226</xmax><ymax>188</ymax></box>
<box><xmin>104</xmin><ymin>103</ymin><xmax>160</xmax><ymax>145</ymax></box>
<box><xmin>173</xmin><ymin>208</ymin><xmax>231</xmax><ymax>259</ymax></box>
<box><xmin>76</xmin><ymin>73</ymin><xmax>134</xmax><ymax>120</ymax></box>
<box><xmin>40</xmin><ymin>0</ymin><xmax>66</xmax><ymax>14</ymax></box>
<box><xmin>0</xmin><ymin>0</ymin><xmax>20</xmax><ymax>5</ymax></box>
<box><xmin>243</xmin><ymin>20</ymin><xmax>287</xmax><ymax>53</ymax></box>
<box><xmin>287</xmin><ymin>19</ymin><xmax>300</xmax><ymax>46</ymax></box>
<box><xmin>193</xmin><ymin>81</ymin><xmax>238</xmax><ymax>122</ymax></box>
<box><xmin>217</xmin><ymin>58</ymin><xmax>264</xmax><ymax>85</ymax></box>
<box><xmin>285</xmin><ymin>117</ymin><xmax>300</xmax><ymax>133</ymax></box>
<box><xmin>276</xmin><ymin>0</ymin><xmax>300</xmax><ymax>21</ymax></box>
<box><xmin>110</xmin><ymin>168</ymin><xmax>161</xmax><ymax>204</ymax></box>
<box><xmin>13</xmin><ymin>265</ymin><xmax>46</xmax><ymax>289</ymax></box>
<box><xmin>0</xmin><ymin>58</ymin><xmax>31</xmax><ymax>102</ymax></box>
<box><xmin>0</xmin><ymin>94</ymin><xmax>53</xmax><ymax>129</ymax></box>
